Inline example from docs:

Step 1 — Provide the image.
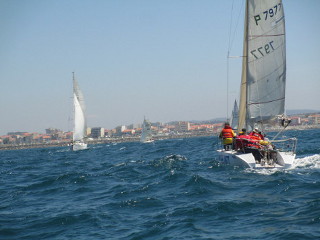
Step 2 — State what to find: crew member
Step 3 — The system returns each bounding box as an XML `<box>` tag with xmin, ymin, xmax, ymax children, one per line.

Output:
<box><xmin>249</xmin><ymin>128</ymin><xmax>264</xmax><ymax>141</ymax></box>
<box><xmin>235</xmin><ymin>128</ymin><xmax>249</xmax><ymax>150</ymax></box>
<box><xmin>219</xmin><ymin>122</ymin><xmax>236</xmax><ymax>150</ymax></box>
<box><xmin>248</xmin><ymin>128</ymin><xmax>274</xmax><ymax>149</ymax></box>
<box><xmin>238</xmin><ymin>128</ymin><xmax>247</xmax><ymax>136</ymax></box>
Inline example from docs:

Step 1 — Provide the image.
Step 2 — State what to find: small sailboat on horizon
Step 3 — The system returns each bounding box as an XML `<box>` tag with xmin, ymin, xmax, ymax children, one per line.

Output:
<box><xmin>71</xmin><ymin>72</ymin><xmax>87</xmax><ymax>151</ymax></box>
<box><xmin>230</xmin><ymin>100</ymin><xmax>239</xmax><ymax>130</ymax></box>
<box><xmin>217</xmin><ymin>0</ymin><xmax>297</xmax><ymax>169</ymax></box>
<box><xmin>140</xmin><ymin>117</ymin><xmax>154</xmax><ymax>143</ymax></box>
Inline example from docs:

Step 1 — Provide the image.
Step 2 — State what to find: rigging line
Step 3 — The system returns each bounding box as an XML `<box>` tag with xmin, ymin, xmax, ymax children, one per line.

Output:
<box><xmin>228</xmin><ymin>55</ymin><xmax>245</xmax><ymax>58</ymax></box>
<box><xmin>226</xmin><ymin>0</ymin><xmax>245</xmax><ymax>121</ymax></box>
<box><xmin>226</xmin><ymin>0</ymin><xmax>234</xmax><ymax>121</ymax></box>
<box><xmin>227</xmin><ymin>52</ymin><xmax>229</xmax><ymax>120</ymax></box>
<box><xmin>229</xmin><ymin>0</ymin><xmax>245</xmax><ymax>52</ymax></box>
<box><xmin>227</xmin><ymin>0</ymin><xmax>234</xmax><ymax>51</ymax></box>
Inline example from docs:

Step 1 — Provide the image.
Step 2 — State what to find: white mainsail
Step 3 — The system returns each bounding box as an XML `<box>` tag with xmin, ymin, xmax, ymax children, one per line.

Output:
<box><xmin>238</xmin><ymin>0</ymin><xmax>286</xmax><ymax>131</ymax></box>
<box><xmin>72</xmin><ymin>73</ymin><xmax>87</xmax><ymax>150</ymax></box>
<box><xmin>141</xmin><ymin>117</ymin><xmax>153</xmax><ymax>143</ymax></box>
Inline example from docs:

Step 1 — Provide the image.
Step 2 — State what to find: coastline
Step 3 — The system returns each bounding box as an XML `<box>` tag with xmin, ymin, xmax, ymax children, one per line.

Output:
<box><xmin>0</xmin><ymin>132</ymin><xmax>213</xmax><ymax>151</ymax></box>
<box><xmin>1</xmin><ymin>125</ymin><xmax>319</xmax><ymax>151</ymax></box>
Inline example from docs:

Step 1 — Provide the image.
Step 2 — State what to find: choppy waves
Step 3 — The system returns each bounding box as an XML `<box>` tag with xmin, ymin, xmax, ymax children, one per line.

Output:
<box><xmin>1</xmin><ymin>130</ymin><xmax>320</xmax><ymax>239</ymax></box>
<box><xmin>293</xmin><ymin>154</ymin><xmax>320</xmax><ymax>169</ymax></box>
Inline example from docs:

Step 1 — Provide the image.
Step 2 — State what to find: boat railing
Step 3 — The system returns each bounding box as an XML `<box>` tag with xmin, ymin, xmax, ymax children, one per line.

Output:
<box><xmin>270</xmin><ymin>137</ymin><xmax>297</xmax><ymax>154</ymax></box>
<box><xmin>216</xmin><ymin>136</ymin><xmax>297</xmax><ymax>155</ymax></box>
<box><xmin>232</xmin><ymin>137</ymin><xmax>297</xmax><ymax>154</ymax></box>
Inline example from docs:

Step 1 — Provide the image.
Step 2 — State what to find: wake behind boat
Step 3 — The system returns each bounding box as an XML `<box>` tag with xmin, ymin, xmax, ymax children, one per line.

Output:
<box><xmin>71</xmin><ymin>72</ymin><xmax>88</xmax><ymax>151</ymax></box>
<box><xmin>217</xmin><ymin>0</ymin><xmax>297</xmax><ymax>169</ymax></box>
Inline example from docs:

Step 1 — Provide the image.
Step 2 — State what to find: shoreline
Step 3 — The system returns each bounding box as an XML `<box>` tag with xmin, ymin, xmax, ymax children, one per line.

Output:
<box><xmin>1</xmin><ymin>125</ymin><xmax>319</xmax><ymax>151</ymax></box>
<box><xmin>0</xmin><ymin>132</ymin><xmax>213</xmax><ymax>151</ymax></box>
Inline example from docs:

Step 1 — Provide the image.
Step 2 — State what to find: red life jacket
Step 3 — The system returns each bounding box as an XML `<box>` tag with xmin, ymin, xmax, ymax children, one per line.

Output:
<box><xmin>246</xmin><ymin>135</ymin><xmax>262</xmax><ymax>149</ymax></box>
<box><xmin>235</xmin><ymin>135</ymin><xmax>261</xmax><ymax>149</ymax></box>
<box><xmin>249</xmin><ymin>131</ymin><xmax>264</xmax><ymax>140</ymax></box>
<box><xmin>235</xmin><ymin>135</ymin><xmax>249</xmax><ymax>149</ymax></box>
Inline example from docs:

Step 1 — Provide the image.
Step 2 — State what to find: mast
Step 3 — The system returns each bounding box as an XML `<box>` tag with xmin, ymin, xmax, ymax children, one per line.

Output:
<box><xmin>72</xmin><ymin>72</ymin><xmax>76</xmax><ymax>142</ymax></box>
<box><xmin>237</xmin><ymin>0</ymin><xmax>249</xmax><ymax>132</ymax></box>
<box><xmin>72</xmin><ymin>72</ymin><xmax>75</xmax><ymax>94</ymax></box>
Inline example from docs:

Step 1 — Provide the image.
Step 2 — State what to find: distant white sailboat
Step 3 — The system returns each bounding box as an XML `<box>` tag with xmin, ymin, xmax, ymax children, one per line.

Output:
<box><xmin>230</xmin><ymin>100</ymin><xmax>239</xmax><ymax>130</ymax></box>
<box><xmin>217</xmin><ymin>0</ymin><xmax>297</xmax><ymax>169</ymax></box>
<box><xmin>71</xmin><ymin>72</ymin><xmax>87</xmax><ymax>151</ymax></box>
<box><xmin>140</xmin><ymin>117</ymin><xmax>154</xmax><ymax>143</ymax></box>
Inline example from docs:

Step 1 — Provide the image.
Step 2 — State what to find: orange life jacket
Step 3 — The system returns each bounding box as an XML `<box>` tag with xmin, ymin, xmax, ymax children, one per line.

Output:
<box><xmin>235</xmin><ymin>135</ymin><xmax>262</xmax><ymax>149</ymax></box>
<box><xmin>249</xmin><ymin>132</ymin><xmax>264</xmax><ymax>140</ymax></box>
<box><xmin>246</xmin><ymin>135</ymin><xmax>262</xmax><ymax>149</ymax></box>
<box><xmin>221</xmin><ymin>127</ymin><xmax>235</xmax><ymax>139</ymax></box>
<box><xmin>235</xmin><ymin>135</ymin><xmax>249</xmax><ymax>149</ymax></box>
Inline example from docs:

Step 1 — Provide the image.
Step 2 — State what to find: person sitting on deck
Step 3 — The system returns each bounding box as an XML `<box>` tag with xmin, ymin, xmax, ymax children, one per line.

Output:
<box><xmin>234</xmin><ymin>128</ymin><xmax>274</xmax><ymax>163</ymax></box>
<box><xmin>235</xmin><ymin>129</ymin><xmax>250</xmax><ymax>150</ymax></box>
<box><xmin>235</xmin><ymin>128</ymin><xmax>263</xmax><ymax>151</ymax></box>
<box><xmin>219</xmin><ymin>122</ymin><xmax>236</xmax><ymax>150</ymax></box>
<box><xmin>249</xmin><ymin>128</ymin><xmax>264</xmax><ymax>141</ymax></box>
<box><xmin>238</xmin><ymin>128</ymin><xmax>247</xmax><ymax>136</ymax></box>
<box><xmin>248</xmin><ymin>128</ymin><xmax>273</xmax><ymax>149</ymax></box>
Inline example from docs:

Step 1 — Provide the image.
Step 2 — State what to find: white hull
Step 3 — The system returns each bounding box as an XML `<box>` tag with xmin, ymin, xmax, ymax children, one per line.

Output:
<box><xmin>72</xmin><ymin>142</ymin><xmax>87</xmax><ymax>151</ymax></box>
<box><xmin>217</xmin><ymin>149</ymin><xmax>295</xmax><ymax>169</ymax></box>
<box><xmin>141</xmin><ymin>139</ymin><xmax>154</xmax><ymax>143</ymax></box>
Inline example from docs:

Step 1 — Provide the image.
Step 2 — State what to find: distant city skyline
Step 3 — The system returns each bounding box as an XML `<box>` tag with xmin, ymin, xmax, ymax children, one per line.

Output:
<box><xmin>1</xmin><ymin>0</ymin><xmax>319</xmax><ymax>135</ymax></box>
<box><xmin>2</xmin><ymin>109</ymin><xmax>319</xmax><ymax>136</ymax></box>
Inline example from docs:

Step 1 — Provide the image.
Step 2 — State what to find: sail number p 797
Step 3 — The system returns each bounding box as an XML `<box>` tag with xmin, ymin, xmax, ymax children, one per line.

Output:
<box><xmin>254</xmin><ymin>3</ymin><xmax>282</xmax><ymax>26</ymax></box>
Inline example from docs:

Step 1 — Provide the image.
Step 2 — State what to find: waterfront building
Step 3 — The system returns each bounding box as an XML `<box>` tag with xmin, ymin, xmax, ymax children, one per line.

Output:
<box><xmin>290</xmin><ymin>117</ymin><xmax>301</xmax><ymax>126</ymax></box>
<box><xmin>176</xmin><ymin>121</ymin><xmax>190</xmax><ymax>132</ymax></box>
<box><xmin>115</xmin><ymin>125</ymin><xmax>127</xmax><ymax>135</ymax></box>
<box><xmin>91</xmin><ymin>127</ymin><xmax>105</xmax><ymax>138</ymax></box>
<box><xmin>86</xmin><ymin>128</ymin><xmax>92</xmax><ymax>136</ymax></box>
<box><xmin>45</xmin><ymin>128</ymin><xmax>61</xmax><ymax>134</ymax></box>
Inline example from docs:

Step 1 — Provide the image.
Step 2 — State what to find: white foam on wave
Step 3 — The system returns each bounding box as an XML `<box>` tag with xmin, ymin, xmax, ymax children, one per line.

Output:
<box><xmin>163</xmin><ymin>154</ymin><xmax>187</xmax><ymax>162</ymax></box>
<box><xmin>292</xmin><ymin>154</ymin><xmax>320</xmax><ymax>169</ymax></box>
<box><xmin>245</xmin><ymin>167</ymin><xmax>279</xmax><ymax>175</ymax></box>
<box><xmin>244</xmin><ymin>154</ymin><xmax>320</xmax><ymax>175</ymax></box>
<box><xmin>54</xmin><ymin>148</ymin><xmax>70</xmax><ymax>153</ymax></box>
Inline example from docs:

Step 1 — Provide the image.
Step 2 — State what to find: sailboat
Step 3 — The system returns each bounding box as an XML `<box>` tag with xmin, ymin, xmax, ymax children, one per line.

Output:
<box><xmin>217</xmin><ymin>0</ymin><xmax>297</xmax><ymax>168</ymax></box>
<box><xmin>71</xmin><ymin>72</ymin><xmax>88</xmax><ymax>151</ymax></box>
<box><xmin>140</xmin><ymin>117</ymin><xmax>154</xmax><ymax>143</ymax></box>
<box><xmin>230</xmin><ymin>100</ymin><xmax>239</xmax><ymax>130</ymax></box>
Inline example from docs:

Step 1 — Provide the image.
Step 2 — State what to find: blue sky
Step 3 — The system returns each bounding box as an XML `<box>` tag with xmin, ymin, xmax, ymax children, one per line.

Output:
<box><xmin>0</xmin><ymin>0</ymin><xmax>319</xmax><ymax>135</ymax></box>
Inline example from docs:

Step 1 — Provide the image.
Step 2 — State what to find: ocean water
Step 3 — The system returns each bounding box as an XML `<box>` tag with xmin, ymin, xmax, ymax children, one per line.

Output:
<box><xmin>1</xmin><ymin>129</ymin><xmax>320</xmax><ymax>240</ymax></box>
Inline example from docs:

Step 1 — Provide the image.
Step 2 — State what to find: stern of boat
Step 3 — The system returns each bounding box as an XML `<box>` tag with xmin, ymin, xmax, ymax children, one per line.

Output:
<box><xmin>72</xmin><ymin>142</ymin><xmax>88</xmax><ymax>151</ymax></box>
<box><xmin>216</xmin><ymin>149</ymin><xmax>295</xmax><ymax>169</ymax></box>
<box><xmin>217</xmin><ymin>150</ymin><xmax>256</xmax><ymax>168</ymax></box>
<box><xmin>275</xmin><ymin>151</ymin><xmax>296</xmax><ymax>168</ymax></box>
